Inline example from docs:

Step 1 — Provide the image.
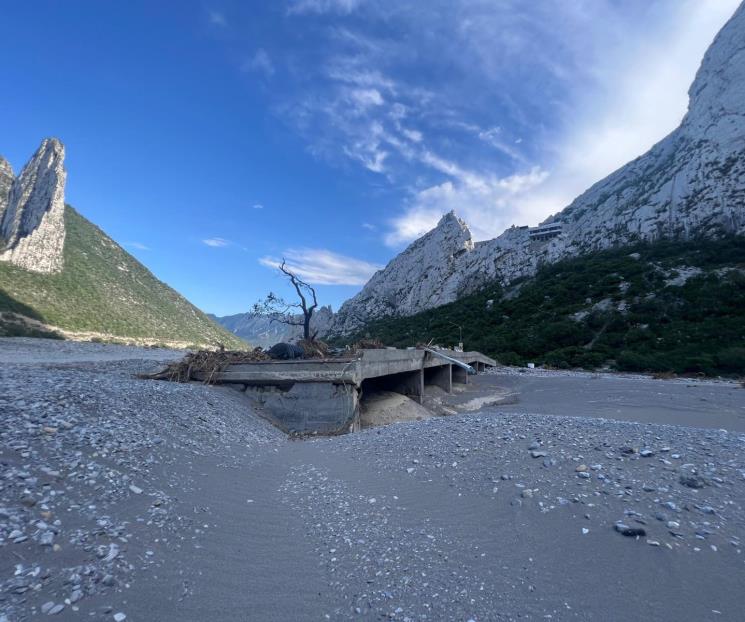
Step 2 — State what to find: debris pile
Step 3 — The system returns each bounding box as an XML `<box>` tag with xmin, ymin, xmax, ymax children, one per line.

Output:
<box><xmin>145</xmin><ymin>348</ymin><xmax>269</xmax><ymax>383</ymax></box>
<box><xmin>297</xmin><ymin>339</ymin><xmax>331</xmax><ymax>359</ymax></box>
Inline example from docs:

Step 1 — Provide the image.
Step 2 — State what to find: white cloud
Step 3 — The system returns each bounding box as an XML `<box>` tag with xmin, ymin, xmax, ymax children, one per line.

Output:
<box><xmin>361</xmin><ymin>222</ymin><xmax>376</xmax><ymax>230</ymax></box>
<box><xmin>208</xmin><ymin>10</ymin><xmax>226</xmax><ymax>27</ymax></box>
<box><xmin>348</xmin><ymin>88</ymin><xmax>384</xmax><ymax>111</ymax></box>
<box><xmin>386</xmin><ymin>164</ymin><xmax>549</xmax><ymax>246</ymax></box>
<box><xmin>243</xmin><ymin>48</ymin><xmax>275</xmax><ymax>77</ymax></box>
<box><xmin>259</xmin><ymin>248</ymin><xmax>382</xmax><ymax>285</ymax></box>
<box><xmin>287</xmin><ymin>0</ymin><xmax>363</xmax><ymax>15</ymax></box>
<box><xmin>202</xmin><ymin>237</ymin><xmax>232</xmax><ymax>247</ymax></box>
<box><xmin>252</xmin><ymin>203</ymin><xmax>264</xmax><ymax>209</ymax></box>
<box><xmin>125</xmin><ymin>241</ymin><xmax>149</xmax><ymax>251</ymax></box>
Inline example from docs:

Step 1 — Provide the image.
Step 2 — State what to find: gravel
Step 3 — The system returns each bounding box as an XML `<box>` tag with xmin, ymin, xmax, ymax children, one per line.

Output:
<box><xmin>2</xmin><ymin>339</ymin><xmax>745</xmax><ymax>621</ymax></box>
<box><xmin>0</xmin><ymin>342</ymin><xmax>282</xmax><ymax>621</ymax></box>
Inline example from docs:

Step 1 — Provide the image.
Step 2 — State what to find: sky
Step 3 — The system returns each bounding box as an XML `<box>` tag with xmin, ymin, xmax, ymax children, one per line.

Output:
<box><xmin>0</xmin><ymin>0</ymin><xmax>740</xmax><ymax>316</ymax></box>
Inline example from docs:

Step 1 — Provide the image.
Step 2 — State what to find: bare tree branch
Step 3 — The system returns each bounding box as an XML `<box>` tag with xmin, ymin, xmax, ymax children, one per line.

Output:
<box><xmin>252</xmin><ymin>261</ymin><xmax>321</xmax><ymax>340</ymax></box>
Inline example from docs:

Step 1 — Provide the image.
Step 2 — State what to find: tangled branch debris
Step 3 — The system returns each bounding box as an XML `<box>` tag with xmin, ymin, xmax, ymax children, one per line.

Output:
<box><xmin>297</xmin><ymin>339</ymin><xmax>331</xmax><ymax>359</ymax></box>
<box><xmin>144</xmin><ymin>348</ymin><xmax>269</xmax><ymax>384</ymax></box>
<box><xmin>351</xmin><ymin>338</ymin><xmax>385</xmax><ymax>351</ymax></box>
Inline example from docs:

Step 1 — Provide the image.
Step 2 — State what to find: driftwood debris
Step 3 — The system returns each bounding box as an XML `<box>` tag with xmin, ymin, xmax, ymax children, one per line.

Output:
<box><xmin>144</xmin><ymin>348</ymin><xmax>269</xmax><ymax>384</ymax></box>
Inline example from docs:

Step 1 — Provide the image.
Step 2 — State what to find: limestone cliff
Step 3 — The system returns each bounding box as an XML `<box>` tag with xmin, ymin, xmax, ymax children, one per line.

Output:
<box><xmin>0</xmin><ymin>157</ymin><xmax>13</xmax><ymax>225</ymax></box>
<box><xmin>331</xmin><ymin>3</ymin><xmax>745</xmax><ymax>334</ymax></box>
<box><xmin>0</xmin><ymin>138</ymin><xmax>67</xmax><ymax>273</ymax></box>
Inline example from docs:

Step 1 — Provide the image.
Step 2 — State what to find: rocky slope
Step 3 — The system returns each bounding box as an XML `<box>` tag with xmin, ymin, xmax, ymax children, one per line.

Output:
<box><xmin>0</xmin><ymin>138</ymin><xmax>66</xmax><ymax>273</ymax></box>
<box><xmin>212</xmin><ymin>305</ymin><xmax>335</xmax><ymax>347</ymax></box>
<box><xmin>332</xmin><ymin>3</ymin><xmax>745</xmax><ymax>334</ymax></box>
<box><xmin>0</xmin><ymin>140</ymin><xmax>244</xmax><ymax>348</ymax></box>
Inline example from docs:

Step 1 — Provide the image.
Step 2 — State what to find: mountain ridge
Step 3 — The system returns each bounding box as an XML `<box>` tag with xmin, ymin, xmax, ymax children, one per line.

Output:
<box><xmin>331</xmin><ymin>3</ymin><xmax>745</xmax><ymax>335</ymax></box>
<box><xmin>0</xmin><ymin>139</ymin><xmax>244</xmax><ymax>348</ymax></box>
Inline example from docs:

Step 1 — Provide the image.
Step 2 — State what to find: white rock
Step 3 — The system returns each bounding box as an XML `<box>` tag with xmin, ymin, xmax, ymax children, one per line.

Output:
<box><xmin>0</xmin><ymin>138</ymin><xmax>66</xmax><ymax>273</ymax></box>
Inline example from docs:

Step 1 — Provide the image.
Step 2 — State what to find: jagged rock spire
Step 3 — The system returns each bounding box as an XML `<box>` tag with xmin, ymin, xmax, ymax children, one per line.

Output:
<box><xmin>0</xmin><ymin>156</ymin><xmax>13</xmax><ymax>226</ymax></box>
<box><xmin>0</xmin><ymin>138</ymin><xmax>67</xmax><ymax>273</ymax></box>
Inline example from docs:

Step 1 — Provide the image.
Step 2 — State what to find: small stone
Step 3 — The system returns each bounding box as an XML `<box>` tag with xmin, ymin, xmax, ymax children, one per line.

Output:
<box><xmin>114</xmin><ymin>614</ymin><xmax>127</xmax><ymax>622</ymax></box>
<box><xmin>42</xmin><ymin>426</ymin><xmax>58</xmax><ymax>434</ymax></box>
<box><xmin>128</xmin><ymin>485</ymin><xmax>143</xmax><ymax>495</ymax></box>
<box><xmin>581</xmin><ymin>528</ymin><xmax>589</xmax><ymax>535</ymax></box>
<box><xmin>20</xmin><ymin>495</ymin><xmax>36</xmax><ymax>508</ymax></box>
<box><xmin>647</xmin><ymin>540</ymin><xmax>661</xmax><ymax>547</ymax></box>
<box><xmin>667</xmin><ymin>521</ymin><xmax>680</xmax><ymax>529</ymax></box>
<box><xmin>102</xmin><ymin>574</ymin><xmax>116</xmax><ymax>587</ymax></box>
<box><xmin>530</xmin><ymin>450</ymin><xmax>547</xmax><ymax>458</ymax></box>
<box><xmin>679</xmin><ymin>474</ymin><xmax>706</xmax><ymax>489</ymax></box>
<box><xmin>41</xmin><ymin>602</ymin><xmax>55</xmax><ymax>614</ymax></box>
<box><xmin>49</xmin><ymin>604</ymin><xmax>65</xmax><ymax>615</ymax></box>
<box><xmin>521</xmin><ymin>489</ymin><xmax>533</xmax><ymax>499</ymax></box>
<box><xmin>614</xmin><ymin>522</ymin><xmax>646</xmax><ymax>537</ymax></box>
<box><xmin>620</xmin><ymin>446</ymin><xmax>637</xmax><ymax>455</ymax></box>
<box><xmin>528</xmin><ymin>441</ymin><xmax>540</xmax><ymax>450</ymax></box>
<box><xmin>575</xmin><ymin>464</ymin><xmax>588</xmax><ymax>472</ymax></box>
<box><xmin>640</xmin><ymin>449</ymin><xmax>655</xmax><ymax>457</ymax></box>
<box><xmin>577</xmin><ymin>472</ymin><xmax>591</xmax><ymax>479</ymax></box>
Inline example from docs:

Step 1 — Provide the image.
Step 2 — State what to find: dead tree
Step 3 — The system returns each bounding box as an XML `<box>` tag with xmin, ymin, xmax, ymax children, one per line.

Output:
<box><xmin>253</xmin><ymin>260</ymin><xmax>318</xmax><ymax>340</ymax></box>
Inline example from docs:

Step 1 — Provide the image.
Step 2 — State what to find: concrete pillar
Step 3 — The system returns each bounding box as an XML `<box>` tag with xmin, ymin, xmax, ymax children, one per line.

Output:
<box><xmin>424</xmin><ymin>364</ymin><xmax>452</xmax><ymax>393</ymax></box>
<box><xmin>452</xmin><ymin>365</ymin><xmax>469</xmax><ymax>385</ymax></box>
<box><xmin>392</xmin><ymin>369</ymin><xmax>424</xmax><ymax>403</ymax></box>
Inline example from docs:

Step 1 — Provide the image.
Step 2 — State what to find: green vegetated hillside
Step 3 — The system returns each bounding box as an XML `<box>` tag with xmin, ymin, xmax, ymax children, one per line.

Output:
<box><xmin>343</xmin><ymin>238</ymin><xmax>745</xmax><ymax>376</ymax></box>
<box><xmin>0</xmin><ymin>205</ymin><xmax>245</xmax><ymax>348</ymax></box>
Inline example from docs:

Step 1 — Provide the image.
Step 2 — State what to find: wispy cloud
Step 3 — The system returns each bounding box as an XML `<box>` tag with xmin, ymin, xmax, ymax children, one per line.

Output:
<box><xmin>259</xmin><ymin>248</ymin><xmax>382</xmax><ymax>285</ymax></box>
<box><xmin>243</xmin><ymin>48</ymin><xmax>275</xmax><ymax>77</ymax></box>
<box><xmin>202</xmin><ymin>237</ymin><xmax>232</xmax><ymax>248</ymax></box>
<box><xmin>252</xmin><ymin>203</ymin><xmax>264</xmax><ymax>209</ymax></box>
<box><xmin>386</xmin><ymin>165</ymin><xmax>549</xmax><ymax>246</ymax></box>
<box><xmin>208</xmin><ymin>9</ymin><xmax>227</xmax><ymax>27</ymax></box>
<box><xmin>125</xmin><ymin>241</ymin><xmax>149</xmax><ymax>251</ymax></box>
<box><xmin>287</xmin><ymin>0</ymin><xmax>364</xmax><ymax>15</ymax></box>
<box><xmin>269</xmin><ymin>0</ymin><xmax>740</xmax><ymax>248</ymax></box>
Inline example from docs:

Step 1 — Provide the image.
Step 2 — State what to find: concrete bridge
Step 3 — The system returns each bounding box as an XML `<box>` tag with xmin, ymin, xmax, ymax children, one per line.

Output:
<box><xmin>198</xmin><ymin>348</ymin><xmax>496</xmax><ymax>434</ymax></box>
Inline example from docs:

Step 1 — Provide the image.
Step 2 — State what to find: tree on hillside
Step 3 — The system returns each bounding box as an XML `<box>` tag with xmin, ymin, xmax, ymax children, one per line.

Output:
<box><xmin>253</xmin><ymin>260</ymin><xmax>318</xmax><ymax>340</ymax></box>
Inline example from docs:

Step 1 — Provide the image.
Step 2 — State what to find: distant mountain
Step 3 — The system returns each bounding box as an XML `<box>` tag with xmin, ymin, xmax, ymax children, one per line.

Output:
<box><xmin>211</xmin><ymin>306</ymin><xmax>334</xmax><ymax>348</ymax></box>
<box><xmin>0</xmin><ymin>139</ymin><xmax>244</xmax><ymax>348</ymax></box>
<box><xmin>331</xmin><ymin>3</ymin><xmax>745</xmax><ymax>334</ymax></box>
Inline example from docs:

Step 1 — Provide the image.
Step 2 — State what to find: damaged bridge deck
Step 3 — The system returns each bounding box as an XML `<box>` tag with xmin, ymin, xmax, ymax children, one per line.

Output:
<box><xmin>197</xmin><ymin>349</ymin><xmax>496</xmax><ymax>434</ymax></box>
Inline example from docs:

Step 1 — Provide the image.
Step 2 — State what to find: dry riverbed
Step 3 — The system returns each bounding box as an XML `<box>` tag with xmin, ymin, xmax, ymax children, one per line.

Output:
<box><xmin>1</xmin><ymin>338</ymin><xmax>744</xmax><ymax>621</ymax></box>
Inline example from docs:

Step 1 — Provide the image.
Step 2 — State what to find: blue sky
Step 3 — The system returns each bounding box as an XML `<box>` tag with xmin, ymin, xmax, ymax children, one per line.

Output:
<box><xmin>0</xmin><ymin>0</ymin><xmax>739</xmax><ymax>316</ymax></box>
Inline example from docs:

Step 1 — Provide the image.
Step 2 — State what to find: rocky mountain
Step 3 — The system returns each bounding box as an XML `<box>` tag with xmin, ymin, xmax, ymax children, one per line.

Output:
<box><xmin>331</xmin><ymin>3</ymin><xmax>745</xmax><ymax>334</ymax></box>
<box><xmin>0</xmin><ymin>139</ymin><xmax>245</xmax><ymax>348</ymax></box>
<box><xmin>212</xmin><ymin>305</ymin><xmax>335</xmax><ymax>348</ymax></box>
<box><xmin>0</xmin><ymin>138</ymin><xmax>66</xmax><ymax>273</ymax></box>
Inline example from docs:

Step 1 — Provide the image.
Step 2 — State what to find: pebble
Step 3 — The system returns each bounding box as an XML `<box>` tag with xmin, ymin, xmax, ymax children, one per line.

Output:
<box><xmin>614</xmin><ymin>523</ymin><xmax>646</xmax><ymax>537</ymax></box>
